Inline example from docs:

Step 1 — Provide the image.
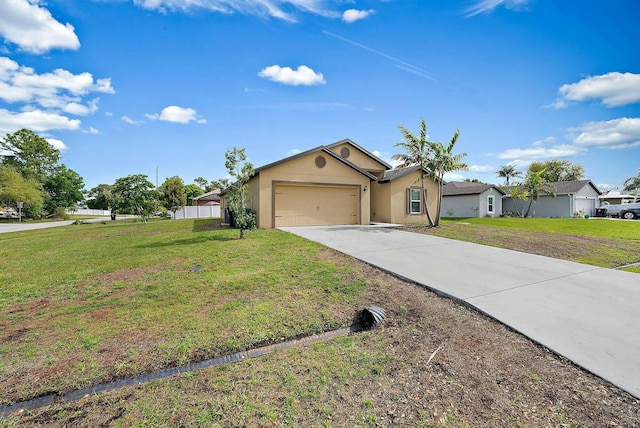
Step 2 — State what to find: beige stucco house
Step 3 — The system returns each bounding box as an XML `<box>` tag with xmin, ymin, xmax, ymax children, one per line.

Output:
<box><xmin>221</xmin><ymin>139</ymin><xmax>438</xmax><ymax>228</ymax></box>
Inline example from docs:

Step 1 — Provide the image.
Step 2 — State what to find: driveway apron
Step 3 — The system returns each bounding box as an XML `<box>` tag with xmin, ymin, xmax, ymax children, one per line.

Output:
<box><xmin>279</xmin><ymin>225</ymin><xmax>640</xmax><ymax>399</ymax></box>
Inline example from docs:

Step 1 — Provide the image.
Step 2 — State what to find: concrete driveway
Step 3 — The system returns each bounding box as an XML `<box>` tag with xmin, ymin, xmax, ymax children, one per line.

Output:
<box><xmin>279</xmin><ymin>224</ymin><xmax>640</xmax><ymax>399</ymax></box>
<box><xmin>0</xmin><ymin>220</ymin><xmax>75</xmax><ymax>234</ymax></box>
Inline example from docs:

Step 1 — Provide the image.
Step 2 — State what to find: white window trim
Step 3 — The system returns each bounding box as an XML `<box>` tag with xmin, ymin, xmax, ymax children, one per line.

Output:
<box><xmin>487</xmin><ymin>195</ymin><xmax>495</xmax><ymax>214</ymax></box>
<box><xmin>409</xmin><ymin>188</ymin><xmax>421</xmax><ymax>214</ymax></box>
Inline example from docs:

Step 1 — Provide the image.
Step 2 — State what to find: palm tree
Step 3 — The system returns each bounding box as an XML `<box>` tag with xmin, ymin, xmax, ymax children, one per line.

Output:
<box><xmin>507</xmin><ymin>184</ymin><xmax>529</xmax><ymax>217</ymax></box>
<box><xmin>623</xmin><ymin>169</ymin><xmax>640</xmax><ymax>194</ymax></box>
<box><xmin>426</xmin><ymin>131</ymin><xmax>468</xmax><ymax>225</ymax></box>
<box><xmin>497</xmin><ymin>164</ymin><xmax>522</xmax><ymax>186</ymax></box>
<box><xmin>522</xmin><ymin>169</ymin><xmax>556</xmax><ymax>217</ymax></box>
<box><xmin>393</xmin><ymin>119</ymin><xmax>436</xmax><ymax>226</ymax></box>
<box><xmin>392</xmin><ymin>119</ymin><xmax>468</xmax><ymax>227</ymax></box>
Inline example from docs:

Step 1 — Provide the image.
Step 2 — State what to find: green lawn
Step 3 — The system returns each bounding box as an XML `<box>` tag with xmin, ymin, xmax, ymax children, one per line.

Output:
<box><xmin>1</xmin><ymin>218</ymin><xmax>639</xmax><ymax>426</ymax></box>
<box><xmin>0</xmin><ymin>219</ymin><xmax>369</xmax><ymax>406</ymax></box>
<box><xmin>444</xmin><ymin>216</ymin><xmax>640</xmax><ymax>240</ymax></box>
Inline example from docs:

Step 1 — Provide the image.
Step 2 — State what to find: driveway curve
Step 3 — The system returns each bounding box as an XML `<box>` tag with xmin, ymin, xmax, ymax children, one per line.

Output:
<box><xmin>280</xmin><ymin>224</ymin><xmax>640</xmax><ymax>399</ymax></box>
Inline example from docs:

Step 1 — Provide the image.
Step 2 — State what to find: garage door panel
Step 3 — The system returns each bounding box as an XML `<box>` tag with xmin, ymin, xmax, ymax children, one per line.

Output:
<box><xmin>274</xmin><ymin>184</ymin><xmax>359</xmax><ymax>227</ymax></box>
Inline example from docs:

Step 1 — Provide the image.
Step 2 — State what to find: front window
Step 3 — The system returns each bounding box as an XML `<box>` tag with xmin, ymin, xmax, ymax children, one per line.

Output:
<box><xmin>410</xmin><ymin>188</ymin><xmax>421</xmax><ymax>214</ymax></box>
<box><xmin>487</xmin><ymin>195</ymin><xmax>495</xmax><ymax>214</ymax></box>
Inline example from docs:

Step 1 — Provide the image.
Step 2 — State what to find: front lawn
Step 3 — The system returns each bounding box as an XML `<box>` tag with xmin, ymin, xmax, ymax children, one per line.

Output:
<box><xmin>413</xmin><ymin>217</ymin><xmax>640</xmax><ymax>272</ymax></box>
<box><xmin>1</xmin><ymin>219</ymin><xmax>638</xmax><ymax>426</ymax></box>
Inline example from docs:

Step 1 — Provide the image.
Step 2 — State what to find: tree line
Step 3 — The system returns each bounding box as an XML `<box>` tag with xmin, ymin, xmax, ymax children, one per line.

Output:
<box><xmin>0</xmin><ymin>129</ymin><xmax>214</xmax><ymax>220</ymax></box>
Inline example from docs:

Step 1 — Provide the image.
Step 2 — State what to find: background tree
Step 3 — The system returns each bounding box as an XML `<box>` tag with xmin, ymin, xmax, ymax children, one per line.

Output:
<box><xmin>392</xmin><ymin>119</ymin><xmax>436</xmax><ymax>226</ymax></box>
<box><xmin>523</xmin><ymin>169</ymin><xmax>556</xmax><ymax>217</ymax></box>
<box><xmin>43</xmin><ymin>164</ymin><xmax>85</xmax><ymax>217</ymax></box>
<box><xmin>194</xmin><ymin>177</ymin><xmax>216</xmax><ymax>192</ymax></box>
<box><xmin>0</xmin><ymin>129</ymin><xmax>60</xmax><ymax>180</ymax></box>
<box><xmin>86</xmin><ymin>184</ymin><xmax>113</xmax><ymax>210</ymax></box>
<box><xmin>527</xmin><ymin>159</ymin><xmax>584</xmax><ymax>182</ymax></box>
<box><xmin>623</xmin><ymin>169</ymin><xmax>640</xmax><ymax>194</ymax></box>
<box><xmin>184</xmin><ymin>183</ymin><xmax>204</xmax><ymax>203</ymax></box>
<box><xmin>0</xmin><ymin>166</ymin><xmax>44</xmax><ymax>218</ymax></box>
<box><xmin>111</xmin><ymin>174</ymin><xmax>158</xmax><ymax>222</ymax></box>
<box><xmin>497</xmin><ymin>164</ymin><xmax>523</xmax><ymax>185</ymax></box>
<box><xmin>159</xmin><ymin>176</ymin><xmax>186</xmax><ymax>215</ymax></box>
<box><xmin>215</xmin><ymin>147</ymin><xmax>255</xmax><ymax>238</ymax></box>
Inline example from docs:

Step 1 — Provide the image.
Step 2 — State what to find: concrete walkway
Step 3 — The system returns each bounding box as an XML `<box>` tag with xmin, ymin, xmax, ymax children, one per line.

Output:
<box><xmin>279</xmin><ymin>224</ymin><xmax>640</xmax><ymax>399</ymax></box>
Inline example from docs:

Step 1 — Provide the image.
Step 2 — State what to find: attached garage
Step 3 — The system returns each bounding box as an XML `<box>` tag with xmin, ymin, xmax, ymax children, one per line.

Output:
<box><xmin>274</xmin><ymin>183</ymin><xmax>360</xmax><ymax>227</ymax></box>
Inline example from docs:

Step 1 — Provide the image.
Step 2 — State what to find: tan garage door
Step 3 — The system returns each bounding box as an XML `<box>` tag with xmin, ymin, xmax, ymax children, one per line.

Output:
<box><xmin>274</xmin><ymin>184</ymin><xmax>359</xmax><ymax>227</ymax></box>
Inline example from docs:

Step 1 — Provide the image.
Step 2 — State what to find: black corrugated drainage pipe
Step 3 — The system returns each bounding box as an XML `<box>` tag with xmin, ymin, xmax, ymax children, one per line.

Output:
<box><xmin>1</xmin><ymin>307</ymin><xmax>386</xmax><ymax>418</ymax></box>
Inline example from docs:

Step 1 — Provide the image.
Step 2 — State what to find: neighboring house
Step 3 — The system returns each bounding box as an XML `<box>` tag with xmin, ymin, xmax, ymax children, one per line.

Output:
<box><xmin>221</xmin><ymin>139</ymin><xmax>439</xmax><ymax>228</ymax></box>
<box><xmin>192</xmin><ymin>189</ymin><xmax>221</xmax><ymax>206</ymax></box>
<box><xmin>441</xmin><ymin>181</ymin><xmax>506</xmax><ymax>218</ymax></box>
<box><xmin>599</xmin><ymin>191</ymin><xmax>638</xmax><ymax>205</ymax></box>
<box><xmin>502</xmin><ymin>180</ymin><xmax>602</xmax><ymax>218</ymax></box>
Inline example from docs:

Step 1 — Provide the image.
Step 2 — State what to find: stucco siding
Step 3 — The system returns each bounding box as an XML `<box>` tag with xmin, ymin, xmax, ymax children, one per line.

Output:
<box><xmin>506</xmin><ymin>195</ymin><xmax>571</xmax><ymax>218</ymax></box>
<box><xmin>441</xmin><ymin>194</ymin><xmax>480</xmax><ymax>217</ymax></box>
<box><xmin>372</xmin><ymin>172</ymin><xmax>438</xmax><ymax>224</ymax></box>
<box><xmin>328</xmin><ymin>143</ymin><xmax>387</xmax><ymax>176</ymax></box>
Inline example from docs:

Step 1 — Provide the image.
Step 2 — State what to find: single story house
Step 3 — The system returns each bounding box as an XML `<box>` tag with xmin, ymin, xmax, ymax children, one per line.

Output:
<box><xmin>599</xmin><ymin>191</ymin><xmax>638</xmax><ymax>205</ymax></box>
<box><xmin>221</xmin><ymin>139</ymin><xmax>439</xmax><ymax>228</ymax></box>
<box><xmin>502</xmin><ymin>180</ymin><xmax>602</xmax><ymax>218</ymax></box>
<box><xmin>441</xmin><ymin>181</ymin><xmax>506</xmax><ymax>218</ymax></box>
<box><xmin>192</xmin><ymin>189</ymin><xmax>221</xmax><ymax>206</ymax></box>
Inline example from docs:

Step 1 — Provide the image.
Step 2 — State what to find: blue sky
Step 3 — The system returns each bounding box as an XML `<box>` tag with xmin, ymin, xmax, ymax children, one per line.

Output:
<box><xmin>1</xmin><ymin>0</ymin><xmax>639</xmax><ymax>192</ymax></box>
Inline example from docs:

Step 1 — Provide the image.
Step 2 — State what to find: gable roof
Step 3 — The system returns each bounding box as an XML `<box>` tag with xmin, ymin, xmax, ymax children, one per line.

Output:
<box><xmin>192</xmin><ymin>189</ymin><xmax>220</xmax><ymax>202</ymax></box>
<box><xmin>502</xmin><ymin>180</ymin><xmax>602</xmax><ymax>196</ymax></box>
<box><xmin>550</xmin><ymin>180</ymin><xmax>602</xmax><ymax>195</ymax></box>
<box><xmin>253</xmin><ymin>145</ymin><xmax>378</xmax><ymax>180</ymax></box>
<box><xmin>378</xmin><ymin>165</ymin><xmax>434</xmax><ymax>183</ymax></box>
<box><xmin>443</xmin><ymin>181</ymin><xmax>506</xmax><ymax>196</ymax></box>
<box><xmin>324</xmin><ymin>138</ymin><xmax>392</xmax><ymax>170</ymax></box>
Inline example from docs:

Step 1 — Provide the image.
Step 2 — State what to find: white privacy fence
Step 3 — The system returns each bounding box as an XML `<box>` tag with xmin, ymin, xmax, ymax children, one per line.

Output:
<box><xmin>172</xmin><ymin>205</ymin><xmax>221</xmax><ymax>220</ymax></box>
<box><xmin>70</xmin><ymin>209</ymin><xmax>112</xmax><ymax>216</ymax></box>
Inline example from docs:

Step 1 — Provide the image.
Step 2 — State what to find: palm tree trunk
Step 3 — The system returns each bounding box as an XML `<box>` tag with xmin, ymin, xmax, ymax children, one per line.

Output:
<box><xmin>421</xmin><ymin>177</ymin><xmax>435</xmax><ymax>227</ymax></box>
<box><xmin>524</xmin><ymin>199</ymin><xmax>533</xmax><ymax>218</ymax></box>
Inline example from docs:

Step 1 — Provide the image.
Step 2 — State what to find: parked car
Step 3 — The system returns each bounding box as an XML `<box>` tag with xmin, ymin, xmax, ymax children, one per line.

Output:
<box><xmin>600</xmin><ymin>200</ymin><xmax>640</xmax><ymax>220</ymax></box>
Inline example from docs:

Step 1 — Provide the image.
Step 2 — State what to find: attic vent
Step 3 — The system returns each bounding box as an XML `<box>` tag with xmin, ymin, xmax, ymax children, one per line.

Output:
<box><xmin>315</xmin><ymin>155</ymin><xmax>326</xmax><ymax>168</ymax></box>
<box><xmin>340</xmin><ymin>147</ymin><xmax>350</xmax><ymax>158</ymax></box>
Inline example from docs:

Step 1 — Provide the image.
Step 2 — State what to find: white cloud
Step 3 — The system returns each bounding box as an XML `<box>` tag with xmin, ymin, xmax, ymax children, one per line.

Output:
<box><xmin>146</xmin><ymin>105</ymin><xmax>206</xmax><ymax>124</ymax></box>
<box><xmin>122</xmin><ymin>115</ymin><xmax>143</xmax><ymax>125</ymax></box>
<box><xmin>567</xmin><ymin>117</ymin><xmax>640</xmax><ymax>150</ymax></box>
<box><xmin>258</xmin><ymin>65</ymin><xmax>326</xmax><ymax>86</ymax></box>
<box><xmin>46</xmin><ymin>138</ymin><xmax>69</xmax><ymax>152</ymax></box>
<box><xmin>133</xmin><ymin>0</ymin><xmax>339</xmax><ymax>22</ymax></box>
<box><xmin>342</xmin><ymin>9</ymin><xmax>374</xmax><ymax>23</ymax></box>
<box><xmin>469</xmin><ymin>165</ymin><xmax>494</xmax><ymax>173</ymax></box>
<box><xmin>88</xmin><ymin>127</ymin><xmax>99</xmax><ymax>134</ymax></box>
<box><xmin>0</xmin><ymin>108</ymin><xmax>81</xmax><ymax>134</ymax></box>
<box><xmin>552</xmin><ymin>72</ymin><xmax>640</xmax><ymax>108</ymax></box>
<box><xmin>444</xmin><ymin>172</ymin><xmax>465</xmax><ymax>181</ymax></box>
<box><xmin>0</xmin><ymin>0</ymin><xmax>80</xmax><ymax>53</ymax></box>
<box><xmin>464</xmin><ymin>0</ymin><xmax>531</xmax><ymax>17</ymax></box>
<box><xmin>498</xmin><ymin>144</ymin><xmax>585</xmax><ymax>161</ymax></box>
<box><xmin>0</xmin><ymin>57</ymin><xmax>114</xmax><ymax>114</ymax></box>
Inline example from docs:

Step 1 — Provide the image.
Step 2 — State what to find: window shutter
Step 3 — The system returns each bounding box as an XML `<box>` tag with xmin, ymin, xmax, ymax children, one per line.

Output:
<box><xmin>406</xmin><ymin>188</ymin><xmax>411</xmax><ymax>214</ymax></box>
<box><xmin>423</xmin><ymin>188</ymin><xmax>428</xmax><ymax>214</ymax></box>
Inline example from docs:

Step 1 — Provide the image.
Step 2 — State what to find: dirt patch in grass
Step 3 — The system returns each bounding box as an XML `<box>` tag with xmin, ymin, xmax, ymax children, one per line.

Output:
<box><xmin>9</xmin><ymin>248</ymin><xmax>640</xmax><ymax>427</ymax></box>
